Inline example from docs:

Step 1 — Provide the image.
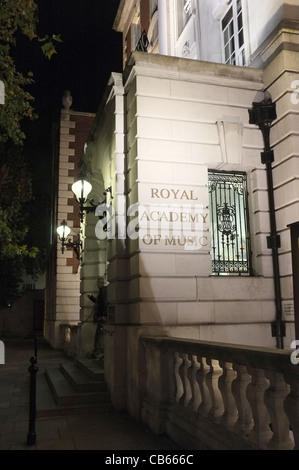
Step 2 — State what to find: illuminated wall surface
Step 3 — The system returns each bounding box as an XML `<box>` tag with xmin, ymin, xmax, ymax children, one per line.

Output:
<box><xmin>78</xmin><ymin>50</ymin><xmax>295</xmax><ymax>350</ymax></box>
<box><xmin>45</xmin><ymin>1</ymin><xmax>298</xmax><ymax>360</ymax></box>
<box><xmin>105</xmin><ymin>0</ymin><xmax>297</xmax><ymax>345</ymax></box>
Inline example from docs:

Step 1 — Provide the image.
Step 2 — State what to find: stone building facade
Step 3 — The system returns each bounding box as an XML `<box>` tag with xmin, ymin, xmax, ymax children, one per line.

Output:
<box><xmin>44</xmin><ymin>94</ymin><xmax>95</xmax><ymax>353</ymax></box>
<box><xmin>45</xmin><ymin>1</ymin><xmax>298</xmax><ymax>417</ymax></box>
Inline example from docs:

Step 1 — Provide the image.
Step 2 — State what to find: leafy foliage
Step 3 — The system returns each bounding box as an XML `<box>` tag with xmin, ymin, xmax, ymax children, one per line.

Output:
<box><xmin>0</xmin><ymin>146</ymin><xmax>35</xmax><ymax>257</ymax></box>
<box><xmin>0</xmin><ymin>0</ymin><xmax>61</xmax><ymax>144</ymax></box>
<box><xmin>39</xmin><ymin>33</ymin><xmax>62</xmax><ymax>60</ymax></box>
<box><xmin>0</xmin><ymin>257</ymin><xmax>26</xmax><ymax>307</ymax></box>
<box><xmin>0</xmin><ymin>145</ymin><xmax>39</xmax><ymax>306</ymax></box>
<box><xmin>0</xmin><ymin>1</ymin><xmax>60</xmax><ymax>305</ymax></box>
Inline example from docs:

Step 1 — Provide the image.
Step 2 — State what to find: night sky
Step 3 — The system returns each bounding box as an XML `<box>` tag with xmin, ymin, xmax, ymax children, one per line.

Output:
<box><xmin>17</xmin><ymin>0</ymin><xmax>122</xmax><ymax>120</ymax></box>
<box><xmin>13</xmin><ymin>0</ymin><xmax>122</xmax><ymax>250</ymax></box>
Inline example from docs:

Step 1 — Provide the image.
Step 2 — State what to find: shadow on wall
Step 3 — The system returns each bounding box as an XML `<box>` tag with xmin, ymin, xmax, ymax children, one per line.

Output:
<box><xmin>0</xmin><ymin>290</ymin><xmax>44</xmax><ymax>339</ymax></box>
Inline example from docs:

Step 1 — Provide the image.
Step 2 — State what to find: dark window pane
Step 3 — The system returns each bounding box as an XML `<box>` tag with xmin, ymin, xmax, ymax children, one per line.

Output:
<box><xmin>238</xmin><ymin>29</ymin><xmax>244</xmax><ymax>47</ymax></box>
<box><xmin>222</xmin><ymin>7</ymin><xmax>233</xmax><ymax>30</ymax></box>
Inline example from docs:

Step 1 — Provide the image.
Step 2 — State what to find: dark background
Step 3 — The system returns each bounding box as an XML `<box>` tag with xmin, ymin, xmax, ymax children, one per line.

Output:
<box><xmin>13</xmin><ymin>0</ymin><xmax>122</xmax><ymax>253</ymax></box>
<box><xmin>17</xmin><ymin>0</ymin><xmax>122</xmax><ymax>118</ymax></box>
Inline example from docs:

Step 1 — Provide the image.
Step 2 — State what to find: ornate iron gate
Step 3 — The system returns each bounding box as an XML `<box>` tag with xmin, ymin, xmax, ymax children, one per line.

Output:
<box><xmin>208</xmin><ymin>170</ymin><xmax>251</xmax><ymax>275</ymax></box>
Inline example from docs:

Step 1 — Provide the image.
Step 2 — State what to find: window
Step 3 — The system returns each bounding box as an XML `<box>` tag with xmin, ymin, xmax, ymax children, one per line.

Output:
<box><xmin>221</xmin><ymin>0</ymin><xmax>245</xmax><ymax>66</ymax></box>
<box><xmin>208</xmin><ymin>170</ymin><xmax>251</xmax><ymax>276</ymax></box>
<box><xmin>177</xmin><ymin>0</ymin><xmax>192</xmax><ymax>37</ymax></box>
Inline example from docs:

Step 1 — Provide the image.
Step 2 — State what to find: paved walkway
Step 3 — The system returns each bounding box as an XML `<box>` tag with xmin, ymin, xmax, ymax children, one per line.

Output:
<box><xmin>0</xmin><ymin>337</ymin><xmax>181</xmax><ymax>452</ymax></box>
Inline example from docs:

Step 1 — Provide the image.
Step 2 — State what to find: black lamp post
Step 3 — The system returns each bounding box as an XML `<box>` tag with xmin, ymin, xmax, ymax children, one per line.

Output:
<box><xmin>26</xmin><ymin>354</ymin><xmax>38</xmax><ymax>446</ymax></box>
<box><xmin>249</xmin><ymin>93</ymin><xmax>285</xmax><ymax>349</ymax></box>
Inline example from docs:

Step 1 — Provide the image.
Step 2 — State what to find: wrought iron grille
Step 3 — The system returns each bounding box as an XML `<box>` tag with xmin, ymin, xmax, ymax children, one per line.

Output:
<box><xmin>136</xmin><ymin>30</ymin><xmax>149</xmax><ymax>52</ymax></box>
<box><xmin>208</xmin><ymin>170</ymin><xmax>251</xmax><ymax>276</ymax></box>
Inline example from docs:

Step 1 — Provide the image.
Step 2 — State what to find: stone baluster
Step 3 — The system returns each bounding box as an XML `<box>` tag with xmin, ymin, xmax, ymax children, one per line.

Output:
<box><xmin>218</xmin><ymin>361</ymin><xmax>238</xmax><ymax>428</ymax></box>
<box><xmin>246</xmin><ymin>366</ymin><xmax>272</xmax><ymax>448</ymax></box>
<box><xmin>197</xmin><ymin>356</ymin><xmax>212</xmax><ymax>417</ymax></box>
<box><xmin>283</xmin><ymin>374</ymin><xmax>299</xmax><ymax>450</ymax></box>
<box><xmin>165</xmin><ymin>349</ymin><xmax>178</xmax><ymax>406</ymax></box>
<box><xmin>232</xmin><ymin>364</ymin><xmax>253</xmax><ymax>436</ymax></box>
<box><xmin>178</xmin><ymin>353</ymin><xmax>192</xmax><ymax>407</ymax></box>
<box><xmin>143</xmin><ymin>342</ymin><xmax>155</xmax><ymax>397</ymax></box>
<box><xmin>187</xmin><ymin>354</ymin><xmax>202</xmax><ymax>411</ymax></box>
<box><xmin>206</xmin><ymin>358</ymin><xmax>224</xmax><ymax>421</ymax></box>
<box><xmin>173</xmin><ymin>351</ymin><xmax>183</xmax><ymax>403</ymax></box>
<box><xmin>264</xmin><ymin>371</ymin><xmax>293</xmax><ymax>450</ymax></box>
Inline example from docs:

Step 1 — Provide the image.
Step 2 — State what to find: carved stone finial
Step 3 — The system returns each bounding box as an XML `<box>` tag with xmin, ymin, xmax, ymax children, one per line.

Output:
<box><xmin>62</xmin><ymin>90</ymin><xmax>73</xmax><ymax>109</ymax></box>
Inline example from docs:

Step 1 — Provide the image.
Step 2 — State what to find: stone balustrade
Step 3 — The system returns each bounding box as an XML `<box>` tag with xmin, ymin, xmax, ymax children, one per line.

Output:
<box><xmin>140</xmin><ymin>336</ymin><xmax>299</xmax><ymax>450</ymax></box>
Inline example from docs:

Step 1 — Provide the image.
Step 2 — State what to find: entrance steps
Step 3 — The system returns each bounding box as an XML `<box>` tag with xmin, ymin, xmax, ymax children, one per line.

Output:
<box><xmin>37</xmin><ymin>356</ymin><xmax>114</xmax><ymax>417</ymax></box>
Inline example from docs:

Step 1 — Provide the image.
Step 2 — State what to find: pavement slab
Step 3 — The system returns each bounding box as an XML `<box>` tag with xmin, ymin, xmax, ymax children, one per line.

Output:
<box><xmin>0</xmin><ymin>337</ymin><xmax>181</xmax><ymax>452</ymax></box>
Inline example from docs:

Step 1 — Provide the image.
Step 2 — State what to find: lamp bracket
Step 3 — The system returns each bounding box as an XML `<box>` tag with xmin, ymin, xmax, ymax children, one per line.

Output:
<box><xmin>261</xmin><ymin>150</ymin><xmax>274</xmax><ymax>164</ymax></box>
<box><xmin>78</xmin><ymin>187</ymin><xmax>113</xmax><ymax>222</ymax></box>
<box><xmin>61</xmin><ymin>234</ymin><xmax>82</xmax><ymax>260</ymax></box>
<box><xmin>267</xmin><ymin>234</ymin><xmax>281</xmax><ymax>250</ymax></box>
<box><xmin>271</xmin><ymin>321</ymin><xmax>286</xmax><ymax>338</ymax></box>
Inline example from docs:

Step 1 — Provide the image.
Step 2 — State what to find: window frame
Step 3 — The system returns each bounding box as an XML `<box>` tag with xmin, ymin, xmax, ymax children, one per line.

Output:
<box><xmin>208</xmin><ymin>169</ymin><xmax>252</xmax><ymax>277</ymax></box>
<box><xmin>220</xmin><ymin>0</ymin><xmax>246</xmax><ymax>66</ymax></box>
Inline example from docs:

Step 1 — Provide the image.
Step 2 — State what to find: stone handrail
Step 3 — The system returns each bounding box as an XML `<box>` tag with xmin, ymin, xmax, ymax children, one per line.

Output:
<box><xmin>140</xmin><ymin>336</ymin><xmax>299</xmax><ymax>450</ymax></box>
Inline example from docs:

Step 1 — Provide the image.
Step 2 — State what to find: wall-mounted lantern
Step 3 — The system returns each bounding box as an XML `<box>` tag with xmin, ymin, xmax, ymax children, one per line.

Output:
<box><xmin>71</xmin><ymin>177</ymin><xmax>112</xmax><ymax>224</ymax></box>
<box><xmin>57</xmin><ymin>220</ymin><xmax>81</xmax><ymax>260</ymax></box>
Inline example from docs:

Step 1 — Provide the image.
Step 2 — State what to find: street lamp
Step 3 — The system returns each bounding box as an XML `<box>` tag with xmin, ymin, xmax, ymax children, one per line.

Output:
<box><xmin>71</xmin><ymin>177</ymin><xmax>113</xmax><ymax>224</ymax></box>
<box><xmin>57</xmin><ymin>219</ymin><xmax>81</xmax><ymax>260</ymax></box>
<box><xmin>248</xmin><ymin>92</ymin><xmax>285</xmax><ymax>349</ymax></box>
<box><xmin>57</xmin><ymin>180</ymin><xmax>113</xmax><ymax>260</ymax></box>
<box><xmin>71</xmin><ymin>178</ymin><xmax>97</xmax><ymax>223</ymax></box>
